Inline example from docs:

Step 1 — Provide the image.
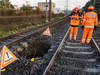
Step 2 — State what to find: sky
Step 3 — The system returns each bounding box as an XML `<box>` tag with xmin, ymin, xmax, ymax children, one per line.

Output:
<box><xmin>9</xmin><ymin>0</ymin><xmax>90</xmax><ymax>10</ymax></box>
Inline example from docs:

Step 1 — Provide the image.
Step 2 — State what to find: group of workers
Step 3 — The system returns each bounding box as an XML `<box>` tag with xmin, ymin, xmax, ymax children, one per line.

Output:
<box><xmin>69</xmin><ymin>5</ymin><xmax>98</xmax><ymax>44</ymax></box>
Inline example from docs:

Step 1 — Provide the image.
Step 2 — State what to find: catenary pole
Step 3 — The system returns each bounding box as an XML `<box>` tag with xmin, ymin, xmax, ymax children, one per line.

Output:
<box><xmin>46</xmin><ymin>0</ymin><xmax>48</xmax><ymax>22</ymax></box>
<box><xmin>49</xmin><ymin>0</ymin><xmax>52</xmax><ymax>21</ymax></box>
<box><xmin>93</xmin><ymin>0</ymin><xmax>95</xmax><ymax>9</ymax></box>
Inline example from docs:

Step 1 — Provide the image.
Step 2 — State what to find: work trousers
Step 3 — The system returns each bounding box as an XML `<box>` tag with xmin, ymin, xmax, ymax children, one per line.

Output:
<box><xmin>69</xmin><ymin>26</ymin><xmax>78</xmax><ymax>40</ymax></box>
<box><xmin>81</xmin><ymin>28</ymin><xmax>94</xmax><ymax>44</ymax></box>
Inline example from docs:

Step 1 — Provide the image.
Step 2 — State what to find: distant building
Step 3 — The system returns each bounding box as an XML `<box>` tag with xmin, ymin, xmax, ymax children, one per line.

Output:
<box><xmin>38</xmin><ymin>2</ymin><xmax>55</xmax><ymax>13</ymax></box>
<box><xmin>55</xmin><ymin>8</ymin><xmax>65</xmax><ymax>14</ymax></box>
<box><xmin>0</xmin><ymin>0</ymin><xmax>13</xmax><ymax>8</ymax></box>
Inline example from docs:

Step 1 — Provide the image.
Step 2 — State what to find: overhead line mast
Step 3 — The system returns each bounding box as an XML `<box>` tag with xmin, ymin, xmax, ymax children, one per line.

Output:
<box><xmin>49</xmin><ymin>0</ymin><xmax>52</xmax><ymax>21</ymax></box>
<box><xmin>46</xmin><ymin>0</ymin><xmax>48</xmax><ymax>22</ymax></box>
<box><xmin>93</xmin><ymin>0</ymin><xmax>95</xmax><ymax>9</ymax></box>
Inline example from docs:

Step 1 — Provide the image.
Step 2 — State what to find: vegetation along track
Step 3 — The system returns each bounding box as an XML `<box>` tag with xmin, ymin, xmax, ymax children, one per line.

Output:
<box><xmin>43</xmin><ymin>27</ymin><xmax>100</xmax><ymax>75</ymax></box>
<box><xmin>1</xmin><ymin>16</ymin><xmax>68</xmax><ymax>75</ymax></box>
<box><xmin>0</xmin><ymin>17</ymin><xmax>67</xmax><ymax>50</ymax></box>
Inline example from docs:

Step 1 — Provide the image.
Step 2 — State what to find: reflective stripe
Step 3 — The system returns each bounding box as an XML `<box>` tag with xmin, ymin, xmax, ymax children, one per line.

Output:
<box><xmin>71</xmin><ymin>23</ymin><xmax>79</xmax><ymax>25</ymax></box>
<box><xmin>87</xmin><ymin>39</ymin><xmax>91</xmax><ymax>41</ymax></box>
<box><xmin>74</xmin><ymin>35</ymin><xmax>76</xmax><ymax>37</ymax></box>
<box><xmin>88</xmin><ymin>14</ymin><xmax>95</xmax><ymax>16</ymax></box>
<box><xmin>82</xmin><ymin>39</ymin><xmax>85</xmax><ymax>42</ymax></box>
<box><xmin>74</xmin><ymin>36</ymin><xmax>76</xmax><ymax>40</ymax></box>
<box><xmin>84</xmin><ymin>26</ymin><xmax>94</xmax><ymax>28</ymax></box>
<box><xmin>90</xmin><ymin>16</ymin><xmax>95</xmax><ymax>18</ymax></box>
<box><xmin>83</xmin><ymin>19</ymin><xmax>86</xmax><ymax>21</ymax></box>
<box><xmin>70</xmin><ymin>35</ymin><xmax>72</xmax><ymax>40</ymax></box>
<box><xmin>87</xmin><ymin>39</ymin><xmax>91</xmax><ymax>42</ymax></box>
<box><xmin>86</xmin><ymin>20</ymin><xmax>95</xmax><ymax>22</ymax></box>
<box><xmin>83</xmin><ymin>19</ymin><xmax>95</xmax><ymax>22</ymax></box>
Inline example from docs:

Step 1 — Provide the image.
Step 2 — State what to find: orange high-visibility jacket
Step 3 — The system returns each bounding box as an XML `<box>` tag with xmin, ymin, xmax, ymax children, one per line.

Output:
<box><xmin>71</xmin><ymin>14</ymin><xmax>80</xmax><ymax>26</ymax></box>
<box><xmin>83</xmin><ymin>11</ymin><xmax>98</xmax><ymax>28</ymax></box>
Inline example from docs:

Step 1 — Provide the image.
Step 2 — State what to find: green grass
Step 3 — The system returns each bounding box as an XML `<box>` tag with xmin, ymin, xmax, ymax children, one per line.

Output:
<box><xmin>0</xmin><ymin>21</ymin><xmax>43</xmax><ymax>38</ymax></box>
<box><xmin>0</xmin><ymin>16</ymin><xmax>46</xmax><ymax>38</ymax></box>
<box><xmin>0</xmin><ymin>22</ymin><xmax>35</xmax><ymax>37</ymax></box>
<box><xmin>0</xmin><ymin>16</ymin><xmax>64</xmax><ymax>38</ymax></box>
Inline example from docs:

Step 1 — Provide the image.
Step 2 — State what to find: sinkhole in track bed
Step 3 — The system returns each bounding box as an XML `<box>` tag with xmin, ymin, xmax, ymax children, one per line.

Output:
<box><xmin>16</xmin><ymin>36</ymin><xmax>51</xmax><ymax>59</ymax></box>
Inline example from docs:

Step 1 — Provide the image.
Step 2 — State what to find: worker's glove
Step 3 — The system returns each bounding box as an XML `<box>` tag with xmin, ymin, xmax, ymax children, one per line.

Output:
<box><xmin>81</xmin><ymin>26</ymin><xmax>84</xmax><ymax>29</ymax></box>
<box><xmin>94</xmin><ymin>26</ymin><xmax>97</xmax><ymax>30</ymax></box>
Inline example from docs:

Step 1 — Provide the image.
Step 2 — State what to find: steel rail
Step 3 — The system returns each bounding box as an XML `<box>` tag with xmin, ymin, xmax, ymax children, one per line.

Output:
<box><xmin>43</xmin><ymin>29</ymin><xmax>100</xmax><ymax>75</ymax></box>
<box><xmin>92</xmin><ymin>37</ymin><xmax>100</xmax><ymax>53</ymax></box>
<box><xmin>43</xmin><ymin>27</ymin><xmax>70</xmax><ymax>75</ymax></box>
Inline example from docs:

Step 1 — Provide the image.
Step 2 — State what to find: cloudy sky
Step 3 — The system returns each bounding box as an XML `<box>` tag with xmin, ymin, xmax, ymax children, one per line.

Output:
<box><xmin>9</xmin><ymin>0</ymin><xmax>90</xmax><ymax>10</ymax></box>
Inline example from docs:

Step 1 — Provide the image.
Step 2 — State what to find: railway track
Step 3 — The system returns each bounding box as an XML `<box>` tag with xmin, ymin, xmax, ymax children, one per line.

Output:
<box><xmin>43</xmin><ymin>27</ymin><xmax>100</xmax><ymax>75</ymax></box>
<box><xmin>0</xmin><ymin>17</ymin><xmax>67</xmax><ymax>50</ymax></box>
<box><xmin>93</xmin><ymin>28</ymin><xmax>100</xmax><ymax>53</ymax></box>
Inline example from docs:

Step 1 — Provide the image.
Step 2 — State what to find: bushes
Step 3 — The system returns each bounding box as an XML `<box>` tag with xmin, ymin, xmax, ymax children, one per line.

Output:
<box><xmin>0</xmin><ymin>6</ymin><xmax>42</xmax><ymax>16</ymax></box>
<box><xmin>0</xmin><ymin>8</ymin><xmax>15</xmax><ymax>16</ymax></box>
<box><xmin>21</xmin><ymin>5</ymin><xmax>34</xmax><ymax>16</ymax></box>
<box><xmin>0</xmin><ymin>15</ymin><xmax>42</xmax><ymax>25</ymax></box>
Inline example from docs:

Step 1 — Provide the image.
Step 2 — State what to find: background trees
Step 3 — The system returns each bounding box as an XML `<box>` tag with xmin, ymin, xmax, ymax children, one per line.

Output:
<box><xmin>0</xmin><ymin>0</ymin><xmax>14</xmax><ymax>8</ymax></box>
<box><xmin>21</xmin><ymin>5</ymin><xmax>33</xmax><ymax>15</ymax></box>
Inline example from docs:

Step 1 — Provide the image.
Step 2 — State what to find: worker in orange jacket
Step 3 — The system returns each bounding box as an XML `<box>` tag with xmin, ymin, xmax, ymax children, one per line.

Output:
<box><xmin>69</xmin><ymin>7</ymin><xmax>80</xmax><ymax>40</ymax></box>
<box><xmin>81</xmin><ymin>5</ymin><xmax>98</xmax><ymax>44</ymax></box>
